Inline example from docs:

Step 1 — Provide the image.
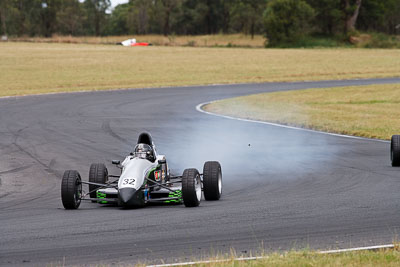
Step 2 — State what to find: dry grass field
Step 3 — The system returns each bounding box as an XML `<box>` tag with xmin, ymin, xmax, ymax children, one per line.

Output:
<box><xmin>205</xmin><ymin>83</ymin><xmax>400</xmax><ymax>140</ymax></box>
<box><xmin>1</xmin><ymin>42</ymin><xmax>400</xmax><ymax>97</ymax></box>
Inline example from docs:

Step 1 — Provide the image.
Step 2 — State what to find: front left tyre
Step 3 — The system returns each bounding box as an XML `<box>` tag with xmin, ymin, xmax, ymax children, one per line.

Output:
<box><xmin>61</xmin><ymin>170</ymin><xmax>82</xmax><ymax>209</ymax></box>
<box><xmin>391</xmin><ymin>135</ymin><xmax>400</xmax><ymax>167</ymax></box>
<box><xmin>182</xmin><ymin>168</ymin><xmax>201</xmax><ymax>207</ymax></box>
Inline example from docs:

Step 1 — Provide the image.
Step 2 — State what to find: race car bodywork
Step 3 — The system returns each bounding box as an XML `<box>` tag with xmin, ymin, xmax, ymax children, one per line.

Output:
<box><xmin>61</xmin><ymin>132</ymin><xmax>222</xmax><ymax>209</ymax></box>
<box><xmin>391</xmin><ymin>135</ymin><xmax>400</xmax><ymax>167</ymax></box>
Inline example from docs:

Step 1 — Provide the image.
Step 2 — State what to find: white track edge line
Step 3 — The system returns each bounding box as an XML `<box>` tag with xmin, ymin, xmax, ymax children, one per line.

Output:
<box><xmin>147</xmin><ymin>244</ymin><xmax>395</xmax><ymax>267</ymax></box>
<box><xmin>196</xmin><ymin>101</ymin><xmax>390</xmax><ymax>143</ymax></box>
<box><xmin>319</xmin><ymin>244</ymin><xmax>394</xmax><ymax>254</ymax></box>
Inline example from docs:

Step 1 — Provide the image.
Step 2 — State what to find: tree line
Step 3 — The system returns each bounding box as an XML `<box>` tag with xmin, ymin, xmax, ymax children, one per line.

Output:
<box><xmin>0</xmin><ymin>0</ymin><xmax>399</xmax><ymax>45</ymax></box>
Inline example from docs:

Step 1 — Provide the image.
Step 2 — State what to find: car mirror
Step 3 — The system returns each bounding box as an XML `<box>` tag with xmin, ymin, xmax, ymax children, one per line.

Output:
<box><xmin>112</xmin><ymin>160</ymin><xmax>120</xmax><ymax>165</ymax></box>
<box><xmin>158</xmin><ymin>159</ymin><xmax>166</xmax><ymax>164</ymax></box>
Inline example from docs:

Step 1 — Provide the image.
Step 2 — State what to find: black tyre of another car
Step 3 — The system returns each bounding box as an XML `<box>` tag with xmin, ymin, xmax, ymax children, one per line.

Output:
<box><xmin>61</xmin><ymin>170</ymin><xmax>82</xmax><ymax>209</ymax></box>
<box><xmin>391</xmin><ymin>135</ymin><xmax>400</xmax><ymax>167</ymax></box>
<box><xmin>89</xmin><ymin>163</ymin><xmax>108</xmax><ymax>200</ymax></box>
<box><xmin>182</xmin><ymin>168</ymin><xmax>201</xmax><ymax>207</ymax></box>
<box><xmin>203</xmin><ymin>161</ymin><xmax>222</xmax><ymax>200</ymax></box>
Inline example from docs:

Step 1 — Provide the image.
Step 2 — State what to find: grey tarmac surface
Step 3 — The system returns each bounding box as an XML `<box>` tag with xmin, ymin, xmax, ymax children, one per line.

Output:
<box><xmin>1</xmin><ymin>78</ymin><xmax>400</xmax><ymax>266</ymax></box>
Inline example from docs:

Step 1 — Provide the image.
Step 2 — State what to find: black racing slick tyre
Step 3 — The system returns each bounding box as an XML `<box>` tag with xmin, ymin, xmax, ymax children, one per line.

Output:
<box><xmin>89</xmin><ymin>163</ymin><xmax>108</xmax><ymax>201</ymax></box>
<box><xmin>61</xmin><ymin>170</ymin><xmax>82</xmax><ymax>209</ymax></box>
<box><xmin>391</xmin><ymin>135</ymin><xmax>400</xmax><ymax>167</ymax></box>
<box><xmin>182</xmin><ymin>168</ymin><xmax>201</xmax><ymax>207</ymax></box>
<box><xmin>203</xmin><ymin>161</ymin><xmax>222</xmax><ymax>200</ymax></box>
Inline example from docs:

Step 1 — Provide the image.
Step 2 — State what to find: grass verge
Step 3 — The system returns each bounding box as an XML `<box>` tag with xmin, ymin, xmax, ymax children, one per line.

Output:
<box><xmin>178</xmin><ymin>249</ymin><xmax>400</xmax><ymax>267</ymax></box>
<box><xmin>1</xmin><ymin>43</ymin><xmax>400</xmax><ymax>97</ymax></box>
<box><xmin>113</xmin><ymin>247</ymin><xmax>400</xmax><ymax>267</ymax></box>
<box><xmin>204</xmin><ymin>83</ymin><xmax>400</xmax><ymax>140</ymax></box>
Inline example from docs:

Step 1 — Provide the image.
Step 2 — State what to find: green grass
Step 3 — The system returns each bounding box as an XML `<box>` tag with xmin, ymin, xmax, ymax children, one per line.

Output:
<box><xmin>1</xmin><ymin>43</ymin><xmax>400</xmax><ymax>97</ymax></box>
<box><xmin>91</xmin><ymin>248</ymin><xmax>400</xmax><ymax>267</ymax></box>
<box><xmin>204</xmin><ymin>83</ymin><xmax>400</xmax><ymax>140</ymax></box>
<box><xmin>191</xmin><ymin>249</ymin><xmax>400</xmax><ymax>267</ymax></box>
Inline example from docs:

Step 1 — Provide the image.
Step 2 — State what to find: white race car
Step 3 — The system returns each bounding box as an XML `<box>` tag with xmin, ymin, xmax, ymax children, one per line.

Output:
<box><xmin>61</xmin><ymin>132</ymin><xmax>222</xmax><ymax>209</ymax></box>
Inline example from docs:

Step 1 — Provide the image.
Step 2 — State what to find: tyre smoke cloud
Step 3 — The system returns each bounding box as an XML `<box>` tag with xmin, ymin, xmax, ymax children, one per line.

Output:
<box><xmin>154</xmin><ymin>114</ymin><xmax>340</xmax><ymax>186</ymax></box>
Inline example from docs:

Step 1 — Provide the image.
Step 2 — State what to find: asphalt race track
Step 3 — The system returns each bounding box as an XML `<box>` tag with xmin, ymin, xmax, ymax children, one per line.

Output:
<box><xmin>1</xmin><ymin>78</ymin><xmax>400</xmax><ymax>266</ymax></box>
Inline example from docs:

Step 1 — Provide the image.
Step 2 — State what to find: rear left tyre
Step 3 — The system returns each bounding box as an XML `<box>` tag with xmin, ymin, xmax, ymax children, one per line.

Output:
<box><xmin>89</xmin><ymin>163</ymin><xmax>108</xmax><ymax>201</ymax></box>
<box><xmin>203</xmin><ymin>161</ymin><xmax>222</xmax><ymax>200</ymax></box>
<box><xmin>61</xmin><ymin>170</ymin><xmax>82</xmax><ymax>209</ymax></box>
<box><xmin>391</xmin><ymin>135</ymin><xmax>400</xmax><ymax>167</ymax></box>
<box><xmin>182</xmin><ymin>168</ymin><xmax>201</xmax><ymax>207</ymax></box>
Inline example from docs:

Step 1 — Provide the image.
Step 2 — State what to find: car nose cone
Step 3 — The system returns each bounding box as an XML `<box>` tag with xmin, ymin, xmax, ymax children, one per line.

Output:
<box><xmin>119</xmin><ymin>188</ymin><xmax>137</xmax><ymax>204</ymax></box>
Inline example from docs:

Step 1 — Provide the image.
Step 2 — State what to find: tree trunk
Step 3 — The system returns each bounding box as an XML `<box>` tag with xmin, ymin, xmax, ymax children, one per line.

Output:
<box><xmin>251</xmin><ymin>21</ymin><xmax>255</xmax><ymax>39</ymax></box>
<box><xmin>206</xmin><ymin>0</ymin><xmax>211</xmax><ymax>34</ymax></box>
<box><xmin>95</xmin><ymin>12</ymin><xmax>100</xmax><ymax>35</ymax></box>
<box><xmin>344</xmin><ymin>0</ymin><xmax>362</xmax><ymax>33</ymax></box>
<box><xmin>18</xmin><ymin>0</ymin><xmax>25</xmax><ymax>36</ymax></box>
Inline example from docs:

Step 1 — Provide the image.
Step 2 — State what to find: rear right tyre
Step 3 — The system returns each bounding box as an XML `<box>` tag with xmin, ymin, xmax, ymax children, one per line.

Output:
<box><xmin>391</xmin><ymin>135</ymin><xmax>400</xmax><ymax>167</ymax></box>
<box><xmin>182</xmin><ymin>168</ymin><xmax>201</xmax><ymax>207</ymax></box>
<box><xmin>89</xmin><ymin>163</ymin><xmax>108</xmax><ymax>201</ymax></box>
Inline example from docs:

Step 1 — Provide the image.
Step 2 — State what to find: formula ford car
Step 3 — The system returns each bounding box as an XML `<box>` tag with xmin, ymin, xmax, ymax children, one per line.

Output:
<box><xmin>391</xmin><ymin>135</ymin><xmax>400</xmax><ymax>167</ymax></box>
<box><xmin>61</xmin><ymin>132</ymin><xmax>222</xmax><ymax>209</ymax></box>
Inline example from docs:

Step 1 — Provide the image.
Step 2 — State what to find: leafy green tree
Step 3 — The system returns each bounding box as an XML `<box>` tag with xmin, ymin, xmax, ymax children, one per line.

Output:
<box><xmin>9</xmin><ymin>0</ymin><xmax>42</xmax><ymax>36</ymax></box>
<box><xmin>230</xmin><ymin>0</ymin><xmax>266</xmax><ymax>38</ymax></box>
<box><xmin>358</xmin><ymin>0</ymin><xmax>400</xmax><ymax>34</ymax></box>
<box><xmin>264</xmin><ymin>0</ymin><xmax>315</xmax><ymax>46</ymax></box>
<box><xmin>219</xmin><ymin>0</ymin><xmax>234</xmax><ymax>33</ymax></box>
<box><xmin>159</xmin><ymin>0</ymin><xmax>182</xmax><ymax>36</ymax></box>
<box><xmin>41</xmin><ymin>0</ymin><xmax>62</xmax><ymax>37</ymax></box>
<box><xmin>1</xmin><ymin>0</ymin><xmax>399</xmax><ymax>39</ymax></box>
<box><xmin>177</xmin><ymin>0</ymin><xmax>229</xmax><ymax>35</ymax></box>
<box><xmin>0</xmin><ymin>0</ymin><xmax>6</xmax><ymax>35</ymax></box>
<box><xmin>306</xmin><ymin>0</ymin><xmax>342</xmax><ymax>36</ymax></box>
<box><xmin>105</xmin><ymin>3</ymin><xmax>129</xmax><ymax>35</ymax></box>
<box><xmin>126</xmin><ymin>0</ymin><xmax>152</xmax><ymax>34</ymax></box>
<box><xmin>57</xmin><ymin>0</ymin><xmax>84</xmax><ymax>35</ymax></box>
<box><xmin>83</xmin><ymin>0</ymin><xmax>110</xmax><ymax>35</ymax></box>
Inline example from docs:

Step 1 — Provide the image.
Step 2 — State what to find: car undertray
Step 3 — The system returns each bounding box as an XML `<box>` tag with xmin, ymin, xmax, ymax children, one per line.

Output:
<box><xmin>95</xmin><ymin>186</ymin><xmax>182</xmax><ymax>205</ymax></box>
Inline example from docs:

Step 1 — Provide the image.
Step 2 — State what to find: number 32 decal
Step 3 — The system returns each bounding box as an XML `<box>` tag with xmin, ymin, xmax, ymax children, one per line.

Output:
<box><xmin>122</xmin><ymin>178</ymin><xmax>135</xmax><ymax>185</ymax></box>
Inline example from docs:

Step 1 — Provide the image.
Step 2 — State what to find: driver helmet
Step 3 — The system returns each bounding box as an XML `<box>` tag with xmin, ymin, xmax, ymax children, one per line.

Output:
<box><xmin>133</xmin><ymin>143</ymin><xmax>154</xmax><ymax>161</ymax></box>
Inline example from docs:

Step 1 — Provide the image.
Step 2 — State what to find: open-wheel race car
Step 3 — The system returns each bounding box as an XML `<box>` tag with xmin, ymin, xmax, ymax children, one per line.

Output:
<box><xmin>391</xmin><ymin>135</ymin><xmax>400</xmax><ymax>167</ymax></box>
<box><xmin>61</xmin><ymin>132</ymin><xmax>222</xmax><ymax>209</ymax></box>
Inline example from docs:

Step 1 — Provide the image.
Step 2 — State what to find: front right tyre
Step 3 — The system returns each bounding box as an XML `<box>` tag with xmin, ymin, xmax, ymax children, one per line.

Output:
<box><xmin>203</xmin><ymin>161</ymin><xmax>222</xmax><ymax>200</ymax></box>
<box><xmin>182</xmin><ymin>168</ymin><xmax>201</xmax><ymax>207</ymax></box>
<box><xmin>61</xmin><ymin>170</ymin><xmax>82</xmax><ymax>209</ymax></box>
<box><xmin>391</xmin><ymin>135</ymin><xmax>400</xmax><ymax>167</ymax></box>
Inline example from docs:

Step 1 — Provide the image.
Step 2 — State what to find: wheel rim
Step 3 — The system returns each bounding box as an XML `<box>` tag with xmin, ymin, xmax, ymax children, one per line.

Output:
<box><xmin>391</xmin><ymin>144</ymin><xmax>393</xmax><ymax>161</ymax></box>
<box><xmin>74</xmin><ymin>180</ymin><xmax>82</xmax><ymax>206</ymax></box>
<box><xmin>218</xmin><ymin>171</ymin><xmax>222</xmax><ymax>195</ymax></box>
<box><xmin>195</xmin><ymin>175</ymin><xmax>201</xmax><ymax>201</ymax></box>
